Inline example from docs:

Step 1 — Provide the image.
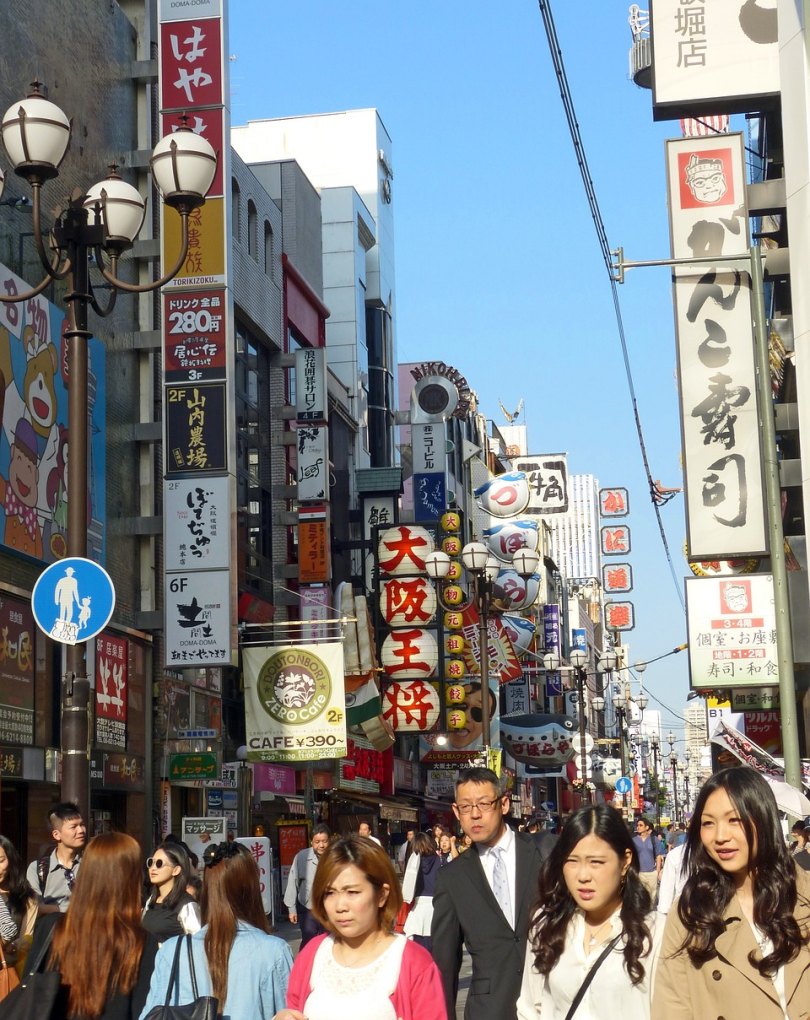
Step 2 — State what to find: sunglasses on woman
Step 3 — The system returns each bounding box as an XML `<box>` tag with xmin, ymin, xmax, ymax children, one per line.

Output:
<box><xmin>146</xmin><ymin>856</ymin><xmax>175</xmax><ymax>869</ymax></box>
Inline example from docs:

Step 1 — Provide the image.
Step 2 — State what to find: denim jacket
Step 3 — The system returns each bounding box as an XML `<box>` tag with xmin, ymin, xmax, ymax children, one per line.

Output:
<box><xmin>139</xmin><ymin>922</ymin><xmax>292</xmax><ymax>1020</ymax></box>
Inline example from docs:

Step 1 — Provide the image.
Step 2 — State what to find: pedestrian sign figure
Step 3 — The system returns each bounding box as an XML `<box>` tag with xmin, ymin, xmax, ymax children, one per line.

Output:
<box><xmin>32</xmin><ymin>556</ymin><xmax>115</xmax><ymax>645</ymax></box>
<box><xmin>55</xmin><ymin>566</ymin><xmax>81</xmax><ymax>624</ymax></box>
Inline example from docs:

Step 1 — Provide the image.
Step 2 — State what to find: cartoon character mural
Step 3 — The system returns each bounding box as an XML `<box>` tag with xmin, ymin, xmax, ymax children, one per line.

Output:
<box><xmin>0</xmin><ymin>261</ymin><xmax>105</xmax><ymax>562</ymax></box>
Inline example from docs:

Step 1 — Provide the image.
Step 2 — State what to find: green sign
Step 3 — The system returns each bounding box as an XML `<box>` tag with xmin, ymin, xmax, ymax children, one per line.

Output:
<box><xmin>169</xmin><ymin>752</ymin><xmax>219</xmax><ymax>781</ymax></box>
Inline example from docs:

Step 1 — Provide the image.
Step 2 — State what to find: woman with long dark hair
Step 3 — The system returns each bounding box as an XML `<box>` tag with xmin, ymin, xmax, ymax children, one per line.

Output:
<box><xmin>653</xmin><ymin>766</ymin><xmax>810</xmax><ymax>1019</ymax></box>
<box><xmin>516</xmin><ymin>804</ymin><xmax>655</xmax><ymax>1019</ymax></box>
<box><xmin>142</xmin><ymin>841</ymin><xmax>200</xmax><ymax>942</ymax></box>
<box><xmin>141</xmin><ymin>841</ymin><xmax>292</xmax><ymax>1019</ymax></box>
<box><xmin>26</xmin><ymin>832</ymin><xmax>158</xmax><ymax>1019</ymax></box>
<box><xmin>0</xmin><ymin>835</ymin><xmax>37</xmax><ymax>977</ymax></box>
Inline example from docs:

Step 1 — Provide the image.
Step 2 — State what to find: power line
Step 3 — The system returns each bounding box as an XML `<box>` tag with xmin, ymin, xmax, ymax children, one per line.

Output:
<box><xmin>537</xmin><ymin>0</ymin><xmax>685</xmax><ymax>612</ymax></box>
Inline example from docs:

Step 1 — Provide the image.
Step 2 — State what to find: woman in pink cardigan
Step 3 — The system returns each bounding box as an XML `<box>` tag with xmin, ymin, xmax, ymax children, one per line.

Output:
<box><xmin>273</xmin><ymin>834</ymin><xmax>446</xmax><ymax>1020</ymax></box>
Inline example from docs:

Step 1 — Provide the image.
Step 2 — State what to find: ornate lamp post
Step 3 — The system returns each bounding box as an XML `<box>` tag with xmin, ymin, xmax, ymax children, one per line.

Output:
<box><xmin>649</xmin><ymin>732</ymin><xmax>661</xmax><ymax>827</ymax></box>
<box><xmin>0</xmin><ymin>82</ymin><xmax>217</xmax><ymax>813</ymax></box>
<box><xmin>425</xmin><ymin>542</ymin><xmax>539</xmax><ymax>751</ymax></box>
<box><xmin>666</xmin><ymin>732</ymin><xmax>680</xmax><ymax>825</ymax></box>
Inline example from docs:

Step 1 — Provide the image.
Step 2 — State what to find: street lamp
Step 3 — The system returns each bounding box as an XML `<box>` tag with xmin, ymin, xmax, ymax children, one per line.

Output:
<box><xmin>683</xmin><ymin>748</ymin><xmax>692</xmax><ymax>818</ymax></box>
<box><xmin>649</xmin><ymin>732</ymin><xmax>661</xmax><ymax>827</ymax></box>
<box><xmin>612</xmin><ymin>684</ymin><xmax>632</xmax><ymax>777</ymax></box>
<box><xmin>669</xmin><ymin>752</ymin><xmax>681</xmax><ymax>825</ymax></box>
<box><xmin>568</xmin><ymin>646</ymin><xmax>590</xmax><ymax>804</ymax></box>
<box><xmin>0</xmin><ymin>81</ymin><xmax>217</xmax><ymax>814</ymax></box>
<box><xmin>425</xmin><ymin>540</ymin><xmax>539</xmax><ymax>752</ymax></box>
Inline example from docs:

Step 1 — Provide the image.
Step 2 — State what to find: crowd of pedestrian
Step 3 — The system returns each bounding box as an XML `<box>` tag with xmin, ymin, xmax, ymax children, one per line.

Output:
<box><xmin>1</xmin><ymin>765</ymin><xmax>809</xmax><ymax>1019</ymax></box>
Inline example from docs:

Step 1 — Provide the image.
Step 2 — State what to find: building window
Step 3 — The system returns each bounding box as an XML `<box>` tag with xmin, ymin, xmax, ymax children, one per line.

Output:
<box><xmin>264</xmin><ymin>221</ymin><xmax>274</xmax><ymax>279</ymax></box>
<box><xmin>247</xmin><ymin>199</ymin><xmax>257</xmax><ymax>259</ymax></box>
<box><xmin>235</xmin><ymin>321</ymin><xmax>273</xmax><ymax>598</ymax></box>
<box><xmin>231</xmin><ymin>180</ymin><xmax>241</xmax><ymax>243</ymax></box>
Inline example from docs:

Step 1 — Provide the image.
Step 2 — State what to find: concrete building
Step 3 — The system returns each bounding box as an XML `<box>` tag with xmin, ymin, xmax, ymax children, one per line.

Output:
<box><xmin>233</xmin><ymin>109</ymin><xmax>398</xmax><ymax>469</ymax></box>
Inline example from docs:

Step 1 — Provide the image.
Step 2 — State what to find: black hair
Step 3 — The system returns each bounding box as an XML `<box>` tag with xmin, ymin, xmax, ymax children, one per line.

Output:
<box><xmin>48</xmin><ymin>802</ymin><xmax>82</xmax><ymax>828</ymax></box>
<box><xmin>678</xmin><ymin>767</ymin><xmax>809</xmax><ymax>975</ymax></box>
<box><xmin>146</xmin><ymin>841</ymin><xmax>193</xmax><ymax>912</ymax></box>
<box><xmin>0</xmin><ymin>836</ymin><xmax>34</xmax><ymax>934</ymax></box>
<box><xmin>312</xmin><ymin>823</ymin><xmax>332</xmax><ymax>840</ymax></box>
<box><xmin>164</xmin><ymin>834</ymin><xmax>199</xmax><ymax>870</ymax></box>
<box><xmin>529</xmin><ymin>804</ymin><xmax>652</xmax><ymax>985</ymax></box>
<box><xmin>454</xmin><ymin>767</ymin><xmax>505</xmax><ymax>799</ymax></box>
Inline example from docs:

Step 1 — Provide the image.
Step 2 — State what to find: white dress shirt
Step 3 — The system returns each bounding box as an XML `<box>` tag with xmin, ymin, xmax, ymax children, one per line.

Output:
<box><xmin>476</xmin><ymin>823</ymin><xmax>516</xmax><ymax>929</ymax></box>
<box><xmin>656</xmin><ymin>843</ymin><xmax>688</xmax><ymax>916</ymax></box>
<box><xmin>516</xmin><ymin>908</ymin><xmax>657</xmax><ymax>1020</ymax></box>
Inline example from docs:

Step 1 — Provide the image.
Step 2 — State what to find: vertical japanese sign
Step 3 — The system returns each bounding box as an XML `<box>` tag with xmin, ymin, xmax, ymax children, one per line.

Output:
<box><xmin>651</xmin><ymin>0</ymin><xmax>779</xmax><ymax>117</ymax></box>
<box><xmin>686</xmin><ymin>574</ymin><xmax>778</xmax><ymax>690</ymax></box>
<box><xmin>412</xmin><ymin>423</ymin><xmax>447</xmax><ymax>522</ymax></box>
<box><xmin>95</xmin><ymin>633</ymin><xmax>128</xmax><ymax>749</ymax></box>
<box><xmin>666</xmin><ymin>134</ymin><xmax>766</xmax><ymax>559</ymax></box>
<box><xmin>543</xmin><ymin>604</ymin><xmax>562</xmax><ymax>699</ymax></box>
<box><xmin>376</xmin><ymin>524</ymin><xmax>441</xmax><ymax>737</ymax></box>
<box><xmin>0</xmin><ymin>595</ymin><xmax>34</xmax><ymax>745</ymax></box>
<box><xmin>294</xmin><ymin>347</ymin><xmax>327</xmax><ymax>422</ymax></box>
<box><xmin>159</xmin><ymin>0</ymin><xmax>236</xmax><ymax>667</ymax></box>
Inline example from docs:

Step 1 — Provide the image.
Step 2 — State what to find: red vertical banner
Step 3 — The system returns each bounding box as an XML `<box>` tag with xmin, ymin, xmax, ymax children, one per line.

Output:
<box><xmin>95</xmin><ymin>634</ymin><xmax>128</xmax><ymax>749</ymax></box>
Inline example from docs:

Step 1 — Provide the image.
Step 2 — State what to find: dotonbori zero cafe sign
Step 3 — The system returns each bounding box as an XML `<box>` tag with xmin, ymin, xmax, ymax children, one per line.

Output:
<box><xmin>666</xmin><ymin>133</ymin><xmax>766</xmax><ymax>560</ymax></box>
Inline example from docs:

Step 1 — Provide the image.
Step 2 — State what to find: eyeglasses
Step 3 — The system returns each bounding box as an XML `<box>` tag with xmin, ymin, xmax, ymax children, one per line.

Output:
<box><xmin>454</xmin><ymin>797</ymin><xmax>503</xmax><ymax>815</ymax></box>
<box><xmin>146</xmin><ymin>857</ymin><xmax>172</xmax><ymax>869</ymax></box>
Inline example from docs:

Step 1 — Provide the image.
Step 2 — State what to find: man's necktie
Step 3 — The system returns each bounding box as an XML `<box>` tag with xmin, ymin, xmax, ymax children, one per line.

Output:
<box><xmin>491</xmin><ymin>845</ymin><xmax>512</xmax><ymax>926</ymax></box>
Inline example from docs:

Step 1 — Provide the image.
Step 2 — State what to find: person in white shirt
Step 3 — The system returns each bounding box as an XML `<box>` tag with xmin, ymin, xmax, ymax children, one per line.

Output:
<box><xmin>656</xmin><ymin>841</ymin><xmax>689</xmax><ymax>916</ymax></box>
<box><xmin>357</xmin><ymin>821</ymin><xmax>381</xmax><ymax>846</ymax></box>
<box><xmin>516</xmin><ymin>804</ymin><xmax>656</xmax><ymax>1020</ymax></box>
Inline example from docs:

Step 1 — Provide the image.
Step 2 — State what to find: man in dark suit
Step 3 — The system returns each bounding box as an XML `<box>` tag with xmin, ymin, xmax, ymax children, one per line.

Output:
<box><xmin>431</xmin><ymin>767</ymin><xmax>542</xmax><ymax>1020</ymax></box>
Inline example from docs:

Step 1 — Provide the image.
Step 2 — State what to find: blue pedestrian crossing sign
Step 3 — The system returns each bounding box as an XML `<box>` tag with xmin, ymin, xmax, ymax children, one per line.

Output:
<box><xmin>31</xmin><ymin>557</ymin><xmax>116</xmax><ymax>645</ymax></box>
<box><xmin>615</xmin><ymin>776</ymin><xmax>632</xmax><ymax>794</ymax></box>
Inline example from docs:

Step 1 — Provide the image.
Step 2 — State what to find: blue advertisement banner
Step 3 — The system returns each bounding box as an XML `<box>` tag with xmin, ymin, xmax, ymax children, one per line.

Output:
<box><xmin>0</xmin><ymin>262</ymin><xmax>105</xmax><ymax>563</ymax></box>
<box><xmin>413</xmin><ymin>472</ymin><xmax>446</xmax><ymax>521</ymax></box>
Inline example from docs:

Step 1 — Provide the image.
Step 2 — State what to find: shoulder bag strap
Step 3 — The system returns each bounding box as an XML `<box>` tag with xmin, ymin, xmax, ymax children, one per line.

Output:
<box><xmin>163</xmin><ymin>935</ymin><xmax>185</xmax><ymax>1009</ymax></box>
<box><xmin>20</xmin><ymin>921</ymin><xmax>57</xmax><ymax>988</ymax></box>
<box><xmin>185</xmin><ymin>933</ymin><xmax>199</xmax><ymax>999</ymax></box>
<box><xmin>563</xmin><ymin>933</ymin><xmax>623</xmax><ymax>1020</ymax></box>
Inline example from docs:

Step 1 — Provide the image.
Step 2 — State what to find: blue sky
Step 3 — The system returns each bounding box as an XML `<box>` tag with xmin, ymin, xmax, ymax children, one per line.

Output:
<box><xmin>228</xmin><ymin>2</ymin><xmax>695</xmax><ymax>741</ymax></box>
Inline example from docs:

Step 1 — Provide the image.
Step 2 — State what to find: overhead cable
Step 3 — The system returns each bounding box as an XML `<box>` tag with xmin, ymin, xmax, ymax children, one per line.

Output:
<box><xmin>537</xmin><ymin>0</ymin><xmax>686</xmax><ymax>612</ymax></box>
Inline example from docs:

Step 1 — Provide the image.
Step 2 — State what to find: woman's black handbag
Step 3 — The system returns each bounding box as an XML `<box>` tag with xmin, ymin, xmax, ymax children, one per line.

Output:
<box><xmin>144</xmin><ymin>934</ymin><xmax>218</xmax><ymax>1020</ymax></box>
<box><xmin>0</xmin><ymin>923</ymin><xmax>60</xmax><ymax>1020</ymax></box>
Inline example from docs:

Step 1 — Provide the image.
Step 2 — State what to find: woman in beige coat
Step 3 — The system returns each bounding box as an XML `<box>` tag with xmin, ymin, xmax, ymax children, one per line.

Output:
<box><xmin>653</xmin><ymin>767</ymin><xmax>810</xmax><ymax>1019</ymax></box>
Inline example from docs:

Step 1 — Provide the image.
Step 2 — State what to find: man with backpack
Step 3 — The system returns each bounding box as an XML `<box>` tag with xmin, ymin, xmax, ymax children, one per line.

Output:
<box><xmin>25</xmin><ymin>802</ymin><xmax>86</xmax><ymax>912</ymax></box>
